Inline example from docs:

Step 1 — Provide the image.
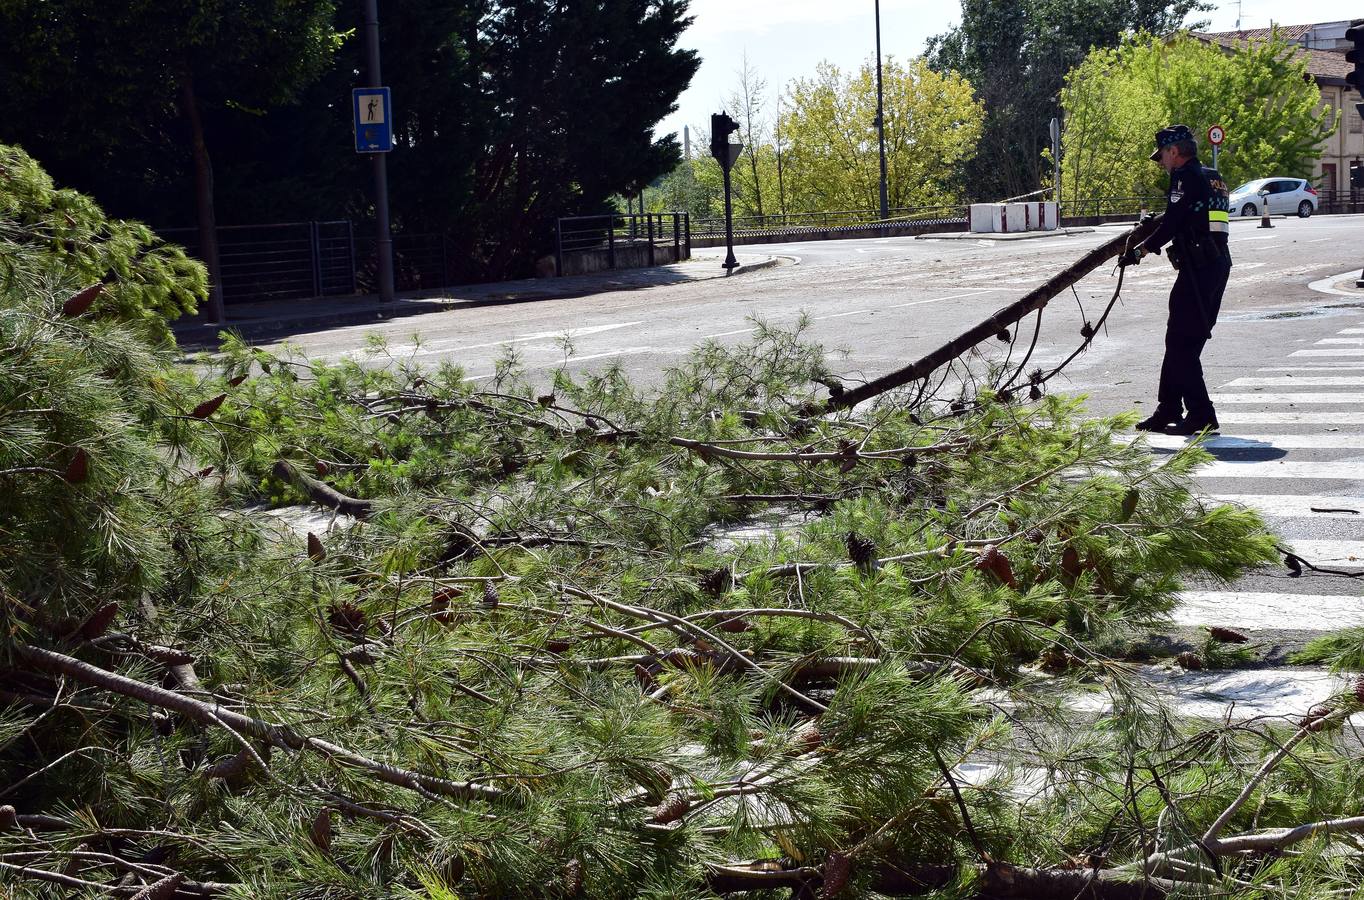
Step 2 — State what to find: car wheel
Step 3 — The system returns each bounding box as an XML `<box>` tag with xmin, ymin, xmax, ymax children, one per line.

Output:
<box><xmin>1240</xmin><ymin>203</ymin><xmax>1256</xmax><ymax>217</ymax></box>
<box><xmin>1297</xmin><ymin>200</ymin><xmax>1312</xmax><ymax>218</ymax></box>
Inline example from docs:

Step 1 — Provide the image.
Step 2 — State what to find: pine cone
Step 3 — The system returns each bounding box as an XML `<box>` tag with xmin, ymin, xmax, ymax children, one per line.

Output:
<box><xmin>560</xmin><ymin>858</ymin><xmax>584</xmax><ymax>897</ymax></box>
<box><xmin>821</xmin><ymin>851</ymin><xmax>853</xmax><ymax>898</ymax></box>
<box><xmin>650</xmin><ymin>791</ymin><xmax>691</xmax><ymax>825</ymax></box>
<box><xmin>61</xmin><ymin>283</ymin><xmax>103</xmax><ymax>317</ymax></box>
<box><xmin>189</xmin><ymin>393</ymin><xmax>227</xmax><ymax>420</ymax></box>
<box><xmin>1354</xmin><ymin>675</ymin><xmax>1364</xmax><ymax>707</ymax></box>
<box><xmin>309</xmin><ymin>807</ymin><xmax>333</xmax><ymax>852</ymax></box>
<box><xmin>974</xmin><ymin>544</ymin><xmax>1017</xmax><ymax>588</ymax></box>
<box><xmin>1119</xmin><ymin>487</ymin><xmax>1139</xmax><ymax>521</ymax></box>
<box><xmin>307</xmin><ymin>532</ymin><xmax>326</xmax><ymax>563</ymax></box>
<box><xmin>699</xmin><ymin>567</ymin><xmax>732</xmax><ymax>597</ymax></box>
<box><xmin>845</xmin><ymin>531</ymin><xmax>878</xmax><ymax>571</ymax></box>
<box><xmin>328</xmin><ymin>601</ymin><xmax>368</xmax><ymax>636</ymax></box>
<box><xmin>1175</xmin><ymin>651</ymin><xmax>1203</xmax><ymax>671</ymax></box>
<box><xmin>717</xmin><ymin>616</ymin><xmax>751</xmax><ymax>633</ymax></box>
<box><xmin>227</xmin><ymin>372</ymin><xmax>249</xmax><ymax>388</ymax></box>
<box><xmin>481</xmin><ymin>581</ymin><xmax>499</xmax><ymax>608</ymax></box>
<box><xmin>431</xmin><ymin>585</ymin><xmax>462</xmax><ymax>624</ymax></box>
<box><xmin>1299</xmin><ymin>702</ymin><xmax>1337</xmax><ymax>733</ymax></box>
<box><xmin>74</xmin><ymin>601</ymin><xmax>119</xmax><ymax>641</ymax></box>
<box><xmin>1029</xmin><ymin>383</ymin><xmax>1043</xmax><ymax>401</ymax></box>
<box><xmin>0</xmin><ymin>805</ymin><xmax>16</xmax><ymax>832</ymax></box>
<box><xmin>64</xmin><ymin>447</ymin><xmax>89</xmax><ymax>484</ymax></box>
<box><xmin>1208</xmin><ymin>626</ymin><xmax>1249</xmax><ymax>644</ymax></box>
<box><xmin>1061</xmin><ymin>546</ymin><xmax>1082</xmax><ymax>582</ymax></box>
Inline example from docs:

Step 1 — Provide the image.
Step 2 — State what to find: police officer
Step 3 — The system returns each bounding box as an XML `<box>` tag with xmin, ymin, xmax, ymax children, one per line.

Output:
<box><xmin>1120</xmin><ymin>124</ymin><xmax>1232</xmax><ymax>435</ymax></box>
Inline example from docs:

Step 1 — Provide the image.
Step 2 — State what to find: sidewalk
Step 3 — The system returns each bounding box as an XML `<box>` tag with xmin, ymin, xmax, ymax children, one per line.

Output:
<box><xmin>173</xmin><ymin>251</ymin><xmax>785</xmax><ymax>347</ymax></box>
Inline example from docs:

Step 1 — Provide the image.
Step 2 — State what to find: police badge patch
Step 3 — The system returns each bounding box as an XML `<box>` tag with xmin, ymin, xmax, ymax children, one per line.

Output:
<box><xmin>1170</xmin><ymin>179</ymin><xmax>1183</xmax><ymax>202</ymax></box>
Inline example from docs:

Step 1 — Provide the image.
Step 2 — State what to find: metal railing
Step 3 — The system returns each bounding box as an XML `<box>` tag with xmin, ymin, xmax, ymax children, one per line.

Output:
<box><xmin>554</xmin><ymin>213</ymin><xmax>690</xmax><ymax>276</ymax></box>
<box><xmin>691</xmin><ymin>205</ymin><xmax>967</xmax><ymax>237</ymax></box>
<box><xmin>1317</xmin><ymin>189</ymin><xmax>1364</xmax><ymax>215</ymax></box>
<box><xmin>158</xmin><ymin>221</ymin><xmax>356</xmax><ymax>304</ymax></box>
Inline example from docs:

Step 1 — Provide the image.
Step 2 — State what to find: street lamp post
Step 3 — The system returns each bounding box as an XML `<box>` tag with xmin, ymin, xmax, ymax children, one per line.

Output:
<box><xmin>874</xmin><ymin>0</ymin><xmax>889</xmax><ymax>221</ymax></box>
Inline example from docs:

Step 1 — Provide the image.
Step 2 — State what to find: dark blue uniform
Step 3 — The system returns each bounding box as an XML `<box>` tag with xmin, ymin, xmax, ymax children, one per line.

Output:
<box><xmin>1139</xmin><ymin>156</ymin><xmax>1232</xmax><ymax>423</ymax></box>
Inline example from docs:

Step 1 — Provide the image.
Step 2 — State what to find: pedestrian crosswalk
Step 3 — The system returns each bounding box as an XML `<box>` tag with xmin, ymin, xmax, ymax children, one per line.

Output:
<box><xmin>1157</xmin><ymin>317</ymin><xmax>1364</xmax><ymax>721</ymax></box>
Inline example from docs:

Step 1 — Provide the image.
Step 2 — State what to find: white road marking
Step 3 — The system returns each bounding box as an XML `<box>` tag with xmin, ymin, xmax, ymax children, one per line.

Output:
<box><xmin>1174</xmin><ymin>591</ymin><xmax>1364</xmax><ymax>629</ymax></box>
<box><xmin>1217</xmin><ymin>412</ymin><xmax>1364</xmax><ymax>424</ymax></box>
<box><xmin>1285</xmin><ymin>540</ymin><xmax>1364</xmax><ymax>566</ymax></box>
<box><xmin>554</xmin><ymin>346</ymin><xmax>656</xmax><ymax>363</ymax></box>
<box><xmin>1338</xmin><ymin>328</ymin><xmax>1364</xmax><ymax>335</ymax></box>
<box><xmin>886</xmin><ymin>289</ymin><xmax>996</xmax><ymax>310</ymax></box>
<box><xmin>1196</xmin><ymin>460</ymin><xmax>1364</xmax><ymax>480</ymax></box>
<box><xmin>1258</xmin><ymin>364</ymin><xmax>1364</xmax><ymax>371</ymax></box>
<box><xmin>1303</xmin><ymin>238</ymin><xmax>1332</xmax><ymax>243</ymax></box>
<box><xmin>814</xmin><ymin>309</ymin><xmax>873</xmax><ymax>320</ymax></box>
<box><xmin>1317</xmin><ymin>338</ymin><xmax>1364</xmax><ymax>345</ymax></box>
<box><xmin>1211</xmin><ymin>493</ymin><xmax>1364</xmax><ymax>518</ymax></box>
<box><xmin>1291</xmin><ymin>348</ymin><xmax>1364</xmax><ymax>357</ymax></box>
<box><xmin>1140</xmin><ymin>433</ymin><xmax>1364</xmax><ymax>450</ymax></box>
<box><xmin>402</xmin><ymin>320</ymin><xmax>645</xmax><ymax>356</ymax></box>
<box><xmin>1210</xmin><ymin>392</ymin><xmax>1364</xmax><ymax>404</ymax></box>
<box><xmin>1225</xmin><ymin>376</ymin><xmax>1364</xmax><ymax>387</ymax></box>
<box><xmin>1068</xmin><ymin>668</ymin><xmax>1358</xmax><ymax>722</ymax></box>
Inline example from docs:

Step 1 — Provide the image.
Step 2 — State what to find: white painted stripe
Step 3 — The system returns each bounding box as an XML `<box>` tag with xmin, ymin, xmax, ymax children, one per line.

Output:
<box><xmin>1290</xmin><ymin>349</ymin><xmax>1364</xmax><ymax>357</ymax></box>
<box><xmin>1339</xmin><ymin>328</ymin><xmax>1364</xmax><ymax>335</ymax></box>
<box><xmin>1286</xmin><ymin>540</ymin><xmax>1364</xmax><ymax>566</ymax></box>
<box><xmin>1317</xmin><ymin>338</ymin><xmax>1364</xmax><ymax>345</ymax></box>
<box><xmin>1141</xmin><ymin>433</ymin><xmax>1364</xmax><ymax>450</ymax></box>
<box><xmin>1218</xmin><ymin>411</ymin><xmax>1364</xmax><ymax>424</ymax></box>
<box><xmin>1211</xmin><ymin>493</ymin><xmax>1364</xmax><ymax>517</ymax></box>
<box><xmin>1257</xmin><ymin>365</ymin><xmax>1364</xmax><ymax>372</ymax></box>
<box><xmin>1197</xmin><ymin>460</ymin><xmax>1364</xmax><ymax>479</ymax></box>
<box><xmin>1225</xmin><ymin>376</ymin><xmax>1364</xmax><ymax>387</ymax></box>
<box><xmin>1211</xmin><ymin>392</ymin><xmax>1364</xmax><ymax>404</ymax></box>
<box><xmin>409</xmin><ymin>320</ymin><xmax>644</xmax><ymax>354</ymax></box>
<box><xmin>1175</xmin><ymin>591</ymin><xmax>1364</xmax><ymax>629</ymax></box>
<box><xmin>1067</xmin><ymin>668</ymin><xmax>1358</xmax><ymax>721</ymax></box>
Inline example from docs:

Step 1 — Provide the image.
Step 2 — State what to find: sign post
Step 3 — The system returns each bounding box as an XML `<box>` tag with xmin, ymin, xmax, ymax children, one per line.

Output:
<box><xmin>710</xmin><ymin>113</ymin><xmax>743</xmax><ymax>272</ymax></box>
<box><xmin>1207</xmin><ymin>124</ymin><xmax>1225</xmax><ymax>170</ymax></box>
<box><xmin>359</xmin><ymin>0</ymin><xmax>394</xmax><ymax>303</ymax></box>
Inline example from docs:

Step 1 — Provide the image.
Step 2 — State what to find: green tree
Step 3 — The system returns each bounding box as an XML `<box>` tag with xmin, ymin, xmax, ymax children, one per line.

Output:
<box><xmin>779</xmin><ymin>57</ymin><xmax>984</xmax><ymax>212</ymax></box>
<box><xmin>927</xmin><ymin>0</ymin><xmax>1209</xmax><ymax>201</ymax></box>
<box><xmin>1058</xmin><ymin>32</ymin><xmax>1338</xmax><ymax>204</ymax></box>
<box><xmin>0</xmin><ymin>0</ymin><xmax>342</xmax><ymax>322</ymax></box>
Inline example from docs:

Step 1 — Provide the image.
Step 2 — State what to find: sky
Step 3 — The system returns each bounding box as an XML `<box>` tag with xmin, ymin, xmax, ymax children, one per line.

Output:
<box><xmin>657</xmin><ymin>0</ymin><xmax>1361</xmax><ymax>146</ymax></box>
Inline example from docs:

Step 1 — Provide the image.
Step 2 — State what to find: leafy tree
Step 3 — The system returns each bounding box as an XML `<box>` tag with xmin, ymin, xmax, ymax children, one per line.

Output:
<box><xmin>1057</xmin><ymin>32</ymin><xmax>1338</xmax><ymax>203</ymax></box>
<box><xmin>0</xmin><ymin>0</ymin><xmax>342</xmax><ymax>322</ymax></box>
<box><xmin>927</xmin><ymin>0</ymin><xmax>1209</xmax><ymax>201</ymax></box>
<box><xmin>779</xmin><ymin>57</ymin><xmax>984</xmax><ymax>212</ymax></box>
<box><xmin>729</xmin><ymin>54</ymin><xmax>769</xmax><ymax>218</ymax></box>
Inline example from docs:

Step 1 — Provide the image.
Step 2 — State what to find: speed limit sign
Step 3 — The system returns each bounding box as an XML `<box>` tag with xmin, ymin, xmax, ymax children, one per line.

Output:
<box><xmin>1208</xmin><ymin>125</ymin><xmax>1225</xmax><ymax>145</ymax></box>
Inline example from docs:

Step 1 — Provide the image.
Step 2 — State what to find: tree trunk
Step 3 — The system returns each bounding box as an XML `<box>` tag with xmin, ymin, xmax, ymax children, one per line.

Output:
<box><xmin>177</xmin><ymin>64</ymin><xmax>226</xmax><ymax>324</ymax></box>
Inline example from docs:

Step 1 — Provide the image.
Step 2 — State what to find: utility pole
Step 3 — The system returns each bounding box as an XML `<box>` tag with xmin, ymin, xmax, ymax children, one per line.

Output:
<box><xmin>362</xmin><ymin>0</ymin><xmax>395</xmax><ymax>303</ymax></box>
<box><xmin>874</xmin><ymin>0</ymin><xmax>890</xmax><ymax>221</ymax></box>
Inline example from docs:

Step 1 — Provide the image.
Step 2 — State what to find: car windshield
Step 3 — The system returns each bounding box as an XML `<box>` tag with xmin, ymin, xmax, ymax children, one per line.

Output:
<box><xmin>1231</xmin><ymin>181</ymin><xmax>1265</xmax><ymax>194</ymax></box>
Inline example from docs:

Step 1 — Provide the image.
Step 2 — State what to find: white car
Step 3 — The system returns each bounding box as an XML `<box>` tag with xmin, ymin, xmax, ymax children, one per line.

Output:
<box><xmin>1228</xmin><ymin>177</ymin><xmax>1318</xmax><ymax>218</ymax></box>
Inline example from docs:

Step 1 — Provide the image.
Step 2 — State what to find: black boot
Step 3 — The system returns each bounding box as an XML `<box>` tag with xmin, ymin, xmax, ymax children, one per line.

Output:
<box><xmin>1135</xmin><ymin>407</ymin><xmax>1183</xmax><ymax>432</ymax></box>
<box><xmin>1168</xmin><ymin>412</ymin><xmax>1219</xmax><ymax>436</ymax></box>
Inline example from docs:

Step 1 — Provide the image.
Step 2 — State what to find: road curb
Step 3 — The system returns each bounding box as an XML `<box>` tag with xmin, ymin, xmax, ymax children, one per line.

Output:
<box><xmin>174</xmin><ymin>257</ymin><xmax>787</xmax><ymax>349</ymax></box>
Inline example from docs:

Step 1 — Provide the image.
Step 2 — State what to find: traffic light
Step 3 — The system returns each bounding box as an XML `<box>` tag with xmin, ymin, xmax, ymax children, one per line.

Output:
<box><xmin>1347</xmin><ymin>19</ymin><xmax>1364</xmax><ymax>118</ymax></box>
<box><xmin>710</xmin><ymin>112</ymin><xmax>742</xmax><ymax>169</ymax></box>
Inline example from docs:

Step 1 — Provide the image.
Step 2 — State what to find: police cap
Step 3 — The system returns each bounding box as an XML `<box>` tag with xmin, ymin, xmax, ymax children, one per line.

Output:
<box><xmin>1149</xmin><ymin>124</ymin><xmax>1195</xmax><ymax>161</ymax></box>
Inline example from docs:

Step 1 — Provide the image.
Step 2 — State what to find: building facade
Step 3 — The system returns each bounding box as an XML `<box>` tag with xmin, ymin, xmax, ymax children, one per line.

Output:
<box><xmin>1196</xmin><ymin>22</ymin><xmax>1362</xmax><ymax>195</ymax></box>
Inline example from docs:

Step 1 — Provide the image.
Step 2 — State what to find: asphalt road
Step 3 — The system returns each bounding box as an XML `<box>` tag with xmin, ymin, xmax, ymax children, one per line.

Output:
<box><xmin>278</xmin><ymin>214</ymin><xmax>1364</xmax><ymax>713</ymax></box>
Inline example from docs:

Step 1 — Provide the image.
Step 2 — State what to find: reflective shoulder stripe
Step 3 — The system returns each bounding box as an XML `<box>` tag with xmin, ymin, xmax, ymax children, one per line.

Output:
<box><xmin>1208</xmin><ymin>210</ymin><xmax>1229</xmax><ymax>222</ymax></box>
<box><xmin>1208</xmin><ymin>220</ymin><xmax>1230</xmax><ymax>233</ymax></box>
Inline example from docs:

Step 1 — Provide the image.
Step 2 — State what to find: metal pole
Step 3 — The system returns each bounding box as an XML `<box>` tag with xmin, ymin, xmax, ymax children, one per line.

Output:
<box><xmin>722</xmin><ymin>166</ymin><xmax>738</xmax><ymax>270</ymax></box>
<box><xmin>555</xmin><ymin>218</ymin><xmax>564</xmax><ymax>277</ymax></box>
<box><xmin>874</xmin><ymin>0</ymin><xmax>889</xmax><ymax>221</ymax></box>
<box><xmin>363</xmin><ymin>0</ymin><xmax>395</xmax><ymax>302</ymax></box>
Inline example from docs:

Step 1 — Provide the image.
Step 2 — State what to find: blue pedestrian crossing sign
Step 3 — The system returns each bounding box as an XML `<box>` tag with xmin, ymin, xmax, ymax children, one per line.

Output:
<box><xmin>353</xmin><ymin>87</ymin><xmax>392</xmax><ymax>153</ymax></box>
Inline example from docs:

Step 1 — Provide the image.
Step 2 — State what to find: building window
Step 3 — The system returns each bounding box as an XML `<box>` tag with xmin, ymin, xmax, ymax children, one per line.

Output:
<box><xmin>1350</xmin><ymin>101</ymin><xmax>1364</xmax><ymax>134</ymax></box>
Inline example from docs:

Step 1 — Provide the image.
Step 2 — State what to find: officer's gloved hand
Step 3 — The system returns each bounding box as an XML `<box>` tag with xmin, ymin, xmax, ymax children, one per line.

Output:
<box><xmin>1139</xmin><ymin>211</ymin><xmax>1157</xmax><ymax>225</ymax></box>
<box><xmin>1119</xmin><ymin>247</ymin><xmax>1145</xmax><ymax>267</ymax></box>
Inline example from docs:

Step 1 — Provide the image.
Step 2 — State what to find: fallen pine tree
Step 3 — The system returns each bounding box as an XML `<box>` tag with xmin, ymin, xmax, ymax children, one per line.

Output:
<box><xmin>5</xmin><ymin>142</ymin><xmax>1364</xmax><ymax>899</ymax></box>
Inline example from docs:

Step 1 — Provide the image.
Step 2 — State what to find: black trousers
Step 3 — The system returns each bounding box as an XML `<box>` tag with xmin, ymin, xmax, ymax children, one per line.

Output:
<box><xmin>1157</xmin><ymin>263</ymin><xmax>1229</xmax><ymax>418</ymax></box>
